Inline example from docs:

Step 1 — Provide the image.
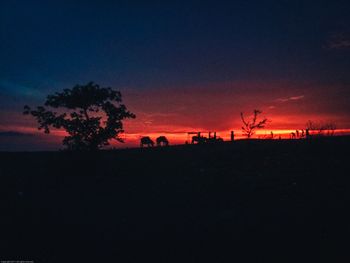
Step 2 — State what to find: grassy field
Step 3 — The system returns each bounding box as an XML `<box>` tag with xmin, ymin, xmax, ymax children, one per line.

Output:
<box><xmin>1</xmin><ymin>137</ymin><xmax>350</xmax><ymax>262</ymax></box>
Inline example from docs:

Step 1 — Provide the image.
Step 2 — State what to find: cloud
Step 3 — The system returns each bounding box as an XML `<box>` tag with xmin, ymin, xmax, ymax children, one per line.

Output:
<box><xmin>289</xmin><ymin>95</ymin><xmax>305</xmax><ymax>101</ymax></box>
<box><xmin>329</xmin><ymin>39</ymin><xmax>350</xmax><ymax>49</ymax></box>
<box><xmin>276</xmin><ymin>95</ymin><xmax>305</xmax><ymax>103</ymax></box>
<box><xmin>327</xmin><ymin>33</ymin><xmax>350</xmax><ymax>50</ymax></box>
<box><xmin>0</xmin><ymin>131</ymin><xmax>34</xmax><ymax>137</ymax></box>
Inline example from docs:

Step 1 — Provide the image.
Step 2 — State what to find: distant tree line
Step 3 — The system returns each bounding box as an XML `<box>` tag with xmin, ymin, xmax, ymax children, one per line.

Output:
<box><xmin>306</xmin><ymin>120</ymin><xmax>336</xmax><ymax>136</ymax></box>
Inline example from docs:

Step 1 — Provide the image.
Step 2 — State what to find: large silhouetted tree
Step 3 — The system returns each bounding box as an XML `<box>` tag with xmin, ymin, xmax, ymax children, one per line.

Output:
<box><xmin>240</xmin><ymin>109</ymin><xmax>268</xmax><ymax>138</ymax></box>
<box><xmin>23</xmin><ymin>82</ymin><xmax>135</xmax><ymax>150</ymax></box>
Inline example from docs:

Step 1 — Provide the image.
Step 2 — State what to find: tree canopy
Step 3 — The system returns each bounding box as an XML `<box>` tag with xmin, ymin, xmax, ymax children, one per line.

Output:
<box><xmin>24</xmin><ymin>82</ymin><xmax>135</xmax><ymax>150</ymax></box>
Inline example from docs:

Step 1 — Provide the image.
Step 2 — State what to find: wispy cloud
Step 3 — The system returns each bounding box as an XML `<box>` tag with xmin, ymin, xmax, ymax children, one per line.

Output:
<box><xmin>276</xmin><ymin>95</ymin><xmax>305</xmax><ymax>103</ymax></box>
<box><xmin>327</xmin><ymin>33</ymin><xmax>350</xmax><ymax>50</ymax></box>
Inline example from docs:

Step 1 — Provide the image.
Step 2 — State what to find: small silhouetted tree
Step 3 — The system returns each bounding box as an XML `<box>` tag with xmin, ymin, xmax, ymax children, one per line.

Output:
<box><xmin>324</xmin><ymin>123</ymin><xmax>337</xmax><ymax>136</ymax></box>
<box><xmin>240</xmin><ymin>109</ymin><xmax>268</xmax><ymax>138</ymax></box>
<box><xmin>23</xmin><ymin>82</ymin><xmax>135</xmax><ymax>150</ymax></box>
<box><xmin>306</xmin><ymin>120</ymin><xmax>337</xmax><ymax>137</ymax></box>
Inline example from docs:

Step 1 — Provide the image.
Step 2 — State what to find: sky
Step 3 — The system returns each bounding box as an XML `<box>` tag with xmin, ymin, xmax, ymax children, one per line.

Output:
<box><xmin>1</xmin><ymin>0</ymin><xmax>350</xmax><ymax>150</ymax></box>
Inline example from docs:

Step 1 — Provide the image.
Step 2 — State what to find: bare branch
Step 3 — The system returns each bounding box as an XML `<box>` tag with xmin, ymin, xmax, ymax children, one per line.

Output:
<box><xmin>241</xmin><ymin>109</ymin><xmax>268</xmax><ymax>138</ymax></box>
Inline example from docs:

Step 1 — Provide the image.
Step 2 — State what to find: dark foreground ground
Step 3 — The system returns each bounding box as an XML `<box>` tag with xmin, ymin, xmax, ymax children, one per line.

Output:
<box><xmin>1</xmin><ymin>137</ymin><xmax>350</xmax><ymax>262</ymax></box>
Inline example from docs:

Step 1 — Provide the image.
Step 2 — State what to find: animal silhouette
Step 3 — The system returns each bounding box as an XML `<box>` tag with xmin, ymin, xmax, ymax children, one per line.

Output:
<box><xmin>156</xmin><ymin>136</ymin><xmax>169</xmax><ymax>146</ymax></box>
<box><xmin>140</xmin><ymin>136</ymin><xmax>154</xmax><ymax>147</ymax></box>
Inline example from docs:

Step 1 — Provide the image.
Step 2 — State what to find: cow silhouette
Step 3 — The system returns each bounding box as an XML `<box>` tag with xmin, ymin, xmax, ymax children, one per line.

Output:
<box><xmin>140</xmin><ymin>136</ymin><xmax>154</xmax><ymax>147</ymax></box>
<box><xmin>156</xmin><ymin>136</ymin><xmax>169</xmax><ymax>146</ymax></box>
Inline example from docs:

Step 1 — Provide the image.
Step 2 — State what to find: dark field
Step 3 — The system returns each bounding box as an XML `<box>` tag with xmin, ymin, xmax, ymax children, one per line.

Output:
<box><xmin>1</xmin><ymin>137</ymin><xmax>350</xmax><ymax>262</ymax></box>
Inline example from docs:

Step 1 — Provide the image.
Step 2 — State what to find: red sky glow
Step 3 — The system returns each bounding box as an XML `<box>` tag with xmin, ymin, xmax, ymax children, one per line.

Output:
<box><xmin>1</xmin><ymin>80</ymin><xmax>349</xmax><ymax>150</ymax></box>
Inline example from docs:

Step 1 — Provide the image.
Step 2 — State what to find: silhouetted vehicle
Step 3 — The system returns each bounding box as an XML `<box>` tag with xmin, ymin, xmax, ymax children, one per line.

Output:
<box><xmin>191</xmin><ymin>135</ymin><xmax>207</xmax><ymax>144</ymax></box>
<box><xmin>156</xmin><ymin>136</ymin><xmax>169</xmax><ymax>146</ymax></box>
<box><xmin>207</xmin><ymin>135</ymin><xmax>224</xmax><ymax>143</ymax></box>
<box><xmin>188</xmin><ymin>131</ymin><xmax>224</xmax><ymax>144</ymax></box>
<box><xmin>209</xmin><ymin>137</ymin><xmax>223</xmax><ymax>143</ymax></box>
<box><xmin>207</xmin><ymin>132</ymin><xmax>224</xmax><ymax>143</ymax></box>
<box><xmin>140</xmin><ymin>136</ymin><xmax>154</xmax><ymax>147</ymax></box>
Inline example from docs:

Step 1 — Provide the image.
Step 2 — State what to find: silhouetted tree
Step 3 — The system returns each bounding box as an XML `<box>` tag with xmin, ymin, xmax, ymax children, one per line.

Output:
<box><xmin>240</xmin><ymin>109</ymin><xmax>268</xmax><ymax>138</ymax></box>
<box><xmin>23</xmin><ymin>82</ymin><xmax>135</xmax><ymax>150</ymax></box>
<box><xmin>324</xmin><ymin>123</ymin><xmax>337</xmax><ymax>136</ymax></box>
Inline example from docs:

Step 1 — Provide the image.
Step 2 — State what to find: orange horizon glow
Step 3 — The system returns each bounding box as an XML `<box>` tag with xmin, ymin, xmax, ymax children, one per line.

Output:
<box><xmin>113</xmin><ymin>128</ymin><xmax>350</xmax><ymax>147</ymax></box>
<box><xmin>1</xmin><ymin>80</ymin><xmax>350</xmax><ymax>150</ymax></box>
<box><xmin>3</xmin><ymin>123</ymin><xmax>350</xmax><ymax>149</ymax></box>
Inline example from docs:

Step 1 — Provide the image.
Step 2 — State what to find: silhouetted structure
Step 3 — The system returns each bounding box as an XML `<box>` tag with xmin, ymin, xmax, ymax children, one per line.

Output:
<box><xmin>306</xmin><ymin>128</ymin><xmax>310</xmax><ymax>139</ymax></box>
<box><xmin>140</xmin><ymin>137</ymin><xmax>154</xmax><ymax>147</ymax></box>
<box><xmin>211</xmin><ymin>137</ymin><xmax>224</xmax><ymax>142</ymax></box>
<box><xmin>207</xmin><ymin>137</ymin><xmax>223</xmax><ymax>143</ymax></box>
<box><xmin>207</xmin><ymin>132</ymin><xmax>224</xmax><ymax>143</ymax></box>
<box><xmin>191</xmin><ymin>134</ymin><xmax>207</xmax><ymax>144</ymax></box>
<box><xmin>187</xmin><ymin>131</ymin><xmax>223</xmax><ymax>144</ymax></box>
<box><xmin>23</xmin><ymin>82</ymin><xmax>135</xmax><ymax>150</ymax></box>
<box><xmin>156</xmin><ymin>136</ymin><xmax>169</xmax><ymax>146</ymax></box>
<box><xmin>231</xmin><ymin>131</ymin><xmax>234</xmax><ymax>141</ymax></box>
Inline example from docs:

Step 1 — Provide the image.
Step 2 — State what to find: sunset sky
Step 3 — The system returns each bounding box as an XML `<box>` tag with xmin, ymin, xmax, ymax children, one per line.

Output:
<box><xmin>1</xmin><ymin>1</ymin><xmax>350</xmax><ymax>150</ymax></box>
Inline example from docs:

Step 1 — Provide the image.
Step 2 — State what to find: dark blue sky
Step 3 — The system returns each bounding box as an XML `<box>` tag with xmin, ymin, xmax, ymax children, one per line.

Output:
<box><xmin>1</xmin><ymin>0</ymin><xmax>349</xmax><ymax>91</ymax></box>
<box><xmin>1</xmin><ymin>0</ymin><xmax>350</xmax><ymax>150</ymax></box>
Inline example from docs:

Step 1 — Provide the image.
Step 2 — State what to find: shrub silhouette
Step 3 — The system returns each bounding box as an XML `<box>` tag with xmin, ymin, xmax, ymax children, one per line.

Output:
<box><xmin>240</xmin><ymin>109</ymin><xmax>268</xmax><ymax>138</ymax></box>
<box><xmin>306</xmin><ymin>120</ymin><xmax>337</xmax><ymax>137</ymax></box>
<box><xmin>23</xmin><ymin>82</ymin><xmax>135</xmax><ymax>150</ymax></box>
